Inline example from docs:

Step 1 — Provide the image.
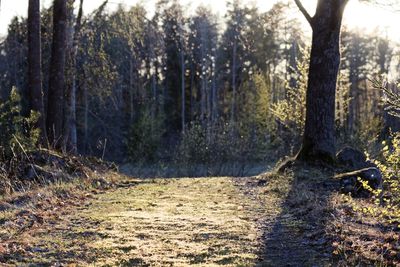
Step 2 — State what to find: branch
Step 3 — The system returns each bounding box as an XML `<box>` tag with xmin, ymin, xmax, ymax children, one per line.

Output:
<box><xmin>360</xmin><ymin>0</ymin><xmax>400</xmax><ymax>12</ymax></box>
<box><xmin>294</xmin><ymin>0</ymin><xmax>313</xmax><ymax>26</ymax></box>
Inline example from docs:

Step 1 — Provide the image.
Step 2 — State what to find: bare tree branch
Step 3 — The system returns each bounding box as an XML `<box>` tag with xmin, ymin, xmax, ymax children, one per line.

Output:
<box><xmin>360</xmin><ymin>0</ymin><xmax>400</xmax><ymax>12</ymax></box>
<box><xmin>294</xmin><ymin>0</ymin><xmax>313</xmax><ymax>26</ymax></box>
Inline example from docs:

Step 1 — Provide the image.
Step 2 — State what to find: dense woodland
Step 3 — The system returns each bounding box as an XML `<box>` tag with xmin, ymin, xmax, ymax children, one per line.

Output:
<box><xmin>0</xmin><ymin>0</ymin><xmax>398</xmax><ymax>165</ymax></box>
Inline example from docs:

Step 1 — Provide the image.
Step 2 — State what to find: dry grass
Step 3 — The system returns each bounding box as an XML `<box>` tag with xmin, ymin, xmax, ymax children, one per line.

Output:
<box><xmin>329</xmin><ymin>194</ymin><xmax>400</xmax><ymax>266</ymax></box>
<box><xmin>2</xmin><ymin>161</ymin><xmax>398</xmax><ymax>266</ymax></box>
<box><xmin>257</xmin><ymin>165</ymin><xmax>338</xmax><ymax>266</ymax></box>
<box><xmin>0</xmin><ymin>176</ymin><xmax>281</xmax><ymax>266</ymax></box>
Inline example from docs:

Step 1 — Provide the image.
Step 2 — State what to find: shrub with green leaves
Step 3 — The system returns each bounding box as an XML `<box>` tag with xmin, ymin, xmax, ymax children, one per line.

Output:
<box><xmin>0</xmin><ymin>87</ymin><xmax>40</xmax><ymax>160</ymax></box>
<box><xmin>175</xmin><ymin>120</ymin><xmax>271</xmax><ymax>165</ymax></box>
<box><xmin>126</xmin><ymin>107</ymin><xmax>165</xmax><ymax>163</ymax></box>
<box><xmin>269</xmin><ymin>47</ymin><xmax>309</xmax><ymax>151</ymax></box>
<box><xmin>372</xmin><ymin>135</ymin><xmax>400</xmax><ymax>225</ymax></box>
<box><xmin>347</xmin><ymin>78</ymin><xmax>400</xmax><ymax>225</ymax></box>
<box><xmin>337</xmin><ymin>137</ymin><xmax>399</xmax><ymax>228</ymax></box>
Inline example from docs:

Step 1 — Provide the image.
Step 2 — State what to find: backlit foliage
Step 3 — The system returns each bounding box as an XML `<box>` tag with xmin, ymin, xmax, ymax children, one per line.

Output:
<box><xmin>0</xmin><ymin>87</ymin><xmax>40</xmax><ymax>160</ymax></box>
<box><xmin>373</xmin><ymin>136</ymin><xmax>400</xmax><ymax>225</ymax></box>
<box><xmin>270</xmin><ymin>48</ymin><xmax>308</xmax><ymax>139</ymax></box>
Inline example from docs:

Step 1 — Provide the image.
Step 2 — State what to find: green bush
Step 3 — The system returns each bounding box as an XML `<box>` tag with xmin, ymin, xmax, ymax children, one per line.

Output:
<box><xmin>175</xmin><ymin>120</ymin><xmax>271</xmax><ymax>165</ymax></box>
<box><xmin>372</xmin><ymin>134</ymin><xmax>400</xmax><ymax>225</ymax></box>
<box><xmin>0</xmin><ymin>87</ymin><xmax>40</xmax><ymax>160</ymax></box>
<box><xmin>270</xmin><ymin>47</ymin><xmax>309</xmax><ymax>144</ymax></box>
<box><xmin>126</xmin><ymin>107</ymin><xmax>165</xmax><ymax>163</ymax></box>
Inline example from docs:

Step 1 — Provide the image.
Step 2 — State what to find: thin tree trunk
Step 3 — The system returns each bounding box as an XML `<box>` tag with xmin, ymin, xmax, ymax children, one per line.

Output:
<box><xmin>200</xmin><ymin>21</ymin><xmax>207</xmax><ymax>127</ymax></box>
<box><xmin>178</xmin><ymin>16</ymin><xmax>187</xmax><ymax>133</ymax></box>
<box><xmin>211</xmin><ymin>76</ymin><xmax>217</xmax><ymax>141</ymax></box>
<box><xmin>347</xmin><ymin>71</ymin><xmax>357</xmax><ymax>135</ymax></box>
<box><xmin>152</xmin><ymin>69</ymin><xmax>157</xmax><ymax>117</ymax></box>
<box><xmin>28</xmin><ymin>0</ymin><xmax>47</xmax><ymax>144</ymax></box>
<box><xmin>211</xmin><ymin>55</ymin><xmax>217</xmax><ymax>124</ymax></box>
<box><xmin>83</xmin><ymin>71</ymin><xmax>88</xmax><ymax>154</ymax></box>
<box><xmin>64</xmin><ymin>0</ymin><xmax>83</xmax><ymax>153</ymax></box>
<box><xmin>70</xmin><ymin>78</ymin><xmax>77</xmax><ymax>149</ymax></box>
<box><xmin>201</xmin><ymin>71</ymin><xmax>206</xmax><ymax>124</ymax></box>
<box><xmin>231</xmin><ymin>37</ymin><xmax>237</xmax><ymax>124</ymax></box>
<box><xmin>47</xmin><ymin>0</ymin><xmax>68</xmax><ymax>149</ymax></box>
<box><xmin>62</xmin><ymin>0</ymin><xmax>74</xmax><ymax>152</ymax></box>
<box><xmin>271</xmin><ymin>65</ymin><xmax>277</xmax><ymax>103</ymax></box>
<box><xmin>189</xmin><ymin>62</ymin><xmax>194</xmax><ymax>121</ymax></box>
<box><xmin>129</xmin><ymin>58</ymin><xmax>134</xmax><ymax>123</ymax></box>
<box><xmin>154</xmin><ymin>60</ymin><xmax>160</xmax><ymax>114</ymax></box>
<box><xmin>150</xmin><ymin>37</ymin><xmax>157</xmax><ymax>120</ymax></box>
<box><xmin>181</xmin><ymin>49</ymin><xmax>186</xmax><ymax>133</ymax></box>
<box><xmin>70</xmin><ymin>0</ymin><xmax>83</xmax><ymax>153</ymax></box>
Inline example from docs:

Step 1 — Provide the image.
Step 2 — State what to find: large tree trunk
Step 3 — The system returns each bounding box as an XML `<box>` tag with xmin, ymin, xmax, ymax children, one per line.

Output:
<box><xmin>295</xmin><ymin>0</ymin><xmax>348</xmax><ymax>163</ymax></box>
<box><xmin>28</xmin><ymin>0</ymin><xmax>47</xmax><ymax>143</ymax></box>
<box><xmin>47</xmin><ymin>0</ymin><xmax>68</xmax><ymax>149</ymax></box>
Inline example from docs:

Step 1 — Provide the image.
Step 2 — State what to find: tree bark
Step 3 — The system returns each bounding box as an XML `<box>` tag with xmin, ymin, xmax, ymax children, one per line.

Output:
<box><xmin>189</xmin><ymin>62</ymin><xmax>194</xmax><ymax>121</ymax></box>
<box><xmin>64</xmin><ymin>0</ymin><xmax>83</xmax><ymax>153</ymax></box>
<box><xmin>28</xmin><ymin>0</ymin><xmax>47</xmax><ymax>143</ymax></box>
<box><xmin>295</xmin><ymin>0</ymin><xmax>349</xmax><ymax>163</ymax></box>
<box><xmin>129</xmin><ymin>58</ymin><xmax>134</xmax><ymax>123</ymax></box>
<box><xmin>212</xmin><ymin>57</ymin><xmax>218</xmax><ymax>124</ymax></box>
<box><xmin>181</xmin><ymin>48</ymin><xmax>186</xmax><ymax>133</ymax></box>
<box><xmin>230</xmin><ymin>37</ymin><xmax>237</xmax><ymax>124</ymax></box>
<box><xmin>347</xmin><ymin>69</ymin><xmax>358</xmax><ymax>135</ymax></box>
<box><xmin>199</xmin><ymin>20</ymin><xmax>207</xmax><ymax>126</ymax></box>
<box><xmin>47</xmin><ymin>0</ymin><xmax>68</xmax><ymax>149</ymax></box>
<box><xmin>83</xmin><ymin>69</ymin><xmax>88</xmax><ymax>154</ymax></box>
<box><xmin>180</xmin><ymin>24</ymin><xmax>186</xmax><ymax>134</ymax></box>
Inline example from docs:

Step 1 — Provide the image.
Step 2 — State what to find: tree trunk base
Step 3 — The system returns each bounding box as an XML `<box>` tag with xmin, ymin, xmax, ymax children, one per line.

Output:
<box><xmin>296</xmin><ymin>144</ymin><xmax>336</xmax><ymax>165</ymax></box>
<box><xmin>276</xmin><ymin>151</ymin><xmax>336</xmax><ymax>174</ymax></box>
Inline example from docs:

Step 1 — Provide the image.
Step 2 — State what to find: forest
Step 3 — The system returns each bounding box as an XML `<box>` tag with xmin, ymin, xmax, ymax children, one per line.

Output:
<box><xmin>0</xmin><ymin>0</ymin><xmax>399</xmax><ymax>266</ymax></box>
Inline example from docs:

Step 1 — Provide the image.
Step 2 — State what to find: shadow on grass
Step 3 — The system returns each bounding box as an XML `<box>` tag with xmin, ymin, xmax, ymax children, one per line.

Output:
<box><xmin>119</xmin><ymin>162</ymin><xmax>273</xmax><ymax>178</ymax></box>
<box><xmin>257</xmin><ymin>164</ymin><xmax>339</xmax><ymax>266</ymax></box>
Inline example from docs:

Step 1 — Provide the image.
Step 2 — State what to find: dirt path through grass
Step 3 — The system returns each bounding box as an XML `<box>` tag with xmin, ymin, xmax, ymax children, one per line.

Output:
<box><xmin>1</xmin><ymin>173</ymin><xmax>335</xmax><ymax>266</ymax></box>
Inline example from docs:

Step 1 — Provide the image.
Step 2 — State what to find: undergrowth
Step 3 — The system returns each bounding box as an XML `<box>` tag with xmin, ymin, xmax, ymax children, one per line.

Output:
<box><xmin>339</xmin><ymin>133</ymin><xmax>400</xmax><ymax>229</ymax></box>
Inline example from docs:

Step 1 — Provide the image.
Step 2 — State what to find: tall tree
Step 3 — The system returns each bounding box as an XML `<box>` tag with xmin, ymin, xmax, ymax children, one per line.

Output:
<box><xmin>218</xmin><ymin>1</ymin><xmax>259</xmax><ymax>125</ymax></box>
<box><xmin>341</xmin><ymin>29</ymin><xmax>373</xmax><ymax>135</ymax></box>
<box><xmin>64</xmin><ymin>0</ymin><xmax>84</xmax><ymax>153</ymax></box>
<box><xmin>47</xmin><ymin>0</ymin><xmax>68</xmax><ymax>148</ymax></box>
<box><xmin>179</xmin><ymin>20</ymin><xmax>186</xmax><ymax>133</ymax></box>
<box><xmin>188</xmin><ymin>6</ymin><xmax>218</xmax><ymax>126</ymax></box>
<box><xmin>143</xmin><ymin>16</ymin><xmax>163</xmax><ymax>120</ymax></box>
<box><xmin>294</xmin><ymin>0</ymin><xmax>349</xmax><ymax>162</ymax></box>
<box><xmin>28</xmin><ymin>0</ymin><xmax>47</xmax><ymax>142</ymax></box>
<box><xmin>160</xmin><ymin>0</ymin><xmax>186</xmax><ymax>133</ymax></box>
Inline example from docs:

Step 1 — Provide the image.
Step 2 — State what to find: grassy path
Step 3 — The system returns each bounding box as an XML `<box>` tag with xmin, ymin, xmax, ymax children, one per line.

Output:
<box><xmin>1</xmin><ymin>171</ymin><xmax>336</xmax><ymax>266</ymax></box>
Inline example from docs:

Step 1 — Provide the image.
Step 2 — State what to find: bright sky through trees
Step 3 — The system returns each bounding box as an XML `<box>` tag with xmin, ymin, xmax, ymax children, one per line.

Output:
<box><xmin>0</xmin><ymin>0</ymin><xmax>398</xmax><ymax>39</ymax></box>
